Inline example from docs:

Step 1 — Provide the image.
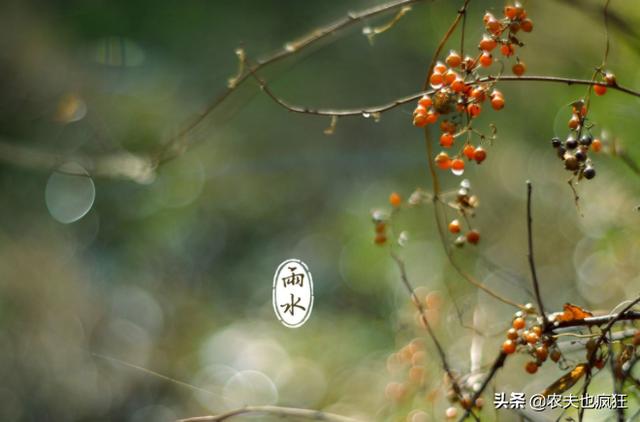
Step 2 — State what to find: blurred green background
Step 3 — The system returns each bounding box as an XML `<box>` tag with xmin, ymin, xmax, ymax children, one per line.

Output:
<box><xmin>1</xmin><ymin>0</ymin><xmax>640</xmax><ymax>421</ymax></box>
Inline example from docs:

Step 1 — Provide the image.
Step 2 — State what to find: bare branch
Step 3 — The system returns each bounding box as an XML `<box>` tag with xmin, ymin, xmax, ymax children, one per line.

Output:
<box><xmin>526</xmin><ymin>181</ymin><xmax>547</xmax><ymax>329</ymax></box>
<box><xmin>177</xmin><ymin>405</ymin><xmax>362</xmax><ymax>422</ymax></box>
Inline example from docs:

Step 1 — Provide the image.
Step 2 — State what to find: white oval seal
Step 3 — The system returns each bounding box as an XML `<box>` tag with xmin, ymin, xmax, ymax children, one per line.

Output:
<box><xmin>273</xmin><ymin>259</ymin><xmax>313</xmax><ymax>328</ymax></box>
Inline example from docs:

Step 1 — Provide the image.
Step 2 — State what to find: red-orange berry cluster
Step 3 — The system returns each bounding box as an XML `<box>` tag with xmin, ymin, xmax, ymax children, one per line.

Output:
<box><xmin>501</xmin><ymin>306</ymin><xmax>562</xmax><ymax>374</ymax></box>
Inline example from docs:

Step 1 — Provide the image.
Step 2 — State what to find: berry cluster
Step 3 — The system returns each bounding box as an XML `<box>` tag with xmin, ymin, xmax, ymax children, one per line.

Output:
<box><xmin>501</xmin><ymin>306</ymin><xmax>561</xmax><ymax>374</ymax></box>
<box><xmin>371</xmin><ymin>192</ymin><xmax>403</xmax><ymax>245</ymax></box>
<box><xmin>447</xmin><ymin>179</ymin><xmax>481</xmax><ymax>246</ymax></box>
<box><xmin>412</xmin><ymin>2</ymin><xmax>533</xmax><ymax>177</ymax></box>
<box><xmin>550</xmin><ymin>101</ymin><xmax>603</xmax><ymax>180</ymax></box>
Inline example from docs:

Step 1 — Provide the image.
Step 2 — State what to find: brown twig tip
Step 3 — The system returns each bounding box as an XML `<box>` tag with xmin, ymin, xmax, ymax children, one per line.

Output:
<box><xmin>177</xmin><ymin>405</ymin><xmax>363</xmax><ymax>422</ymax></box>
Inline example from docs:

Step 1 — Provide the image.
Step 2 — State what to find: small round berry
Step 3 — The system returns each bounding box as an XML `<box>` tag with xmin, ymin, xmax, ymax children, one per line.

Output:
<box><xmin>604</xmin><ymin>72</ymin><xmax>616</xmax><ymax>85</ymax></box>
<box><xmin>448</xmin><ymin>219</ymin><xmax>461</xmax><ymax>234</ymax></box>
<box><xmin>463</xmin><ymin>144</ymin><xmax>476</xmax><ymax>160</ymax></box>
<box><xmin>550</xmin><ymin>349</ymin><xmax>561</xmax><ymax>362</ymax></box>
<box><xmin>418</xmin><ymin>95</ymin><xmax>432</xmax><ymax>108</ymax></box>
<box><xmin>413</xmin><ymin>113</ymin><xmax>428</xmax><ymax>127</ymax></box>
<box><xmin>446</xmin><ymin>50</ymin><xmax>462</xmax><ymax>68</ymax></box>
<box><xmin>470</xmin><ymin>87</ymin><xmax>486</xmax><ymax>102</ymax></box>
<box><xmin>485</xmin><ymin>17</ymin><xmax>501</xmax><ymax>33</ymax></box>
<box><xmin>479</xmin><ymin>52</ymin><xmax>493</xmax><ymax>67</ymax></box>
<box><xmin>593</xmin><ymin>84</ymin><xmax>607</xmax><ymax>96</ymax></box>
<box><xmin>500</xmin><ymin>43</ymin><xmax>515</xmax><ymax>57</ymax></box>
<box><xmin>483</xmin><ymin>11</ymin><xmax>495</xmax><ymax>24</ymax></box>
<box><xmin>513</xmin><ymin>317</ymin><xmax>526</xmax><ymax>330</ymax></box>
<box><xmin>575</xmin><ymin>150</ymin><xmax>586</xmax><ymax>162</ymax></box>
<box><xmin>440</xmin><ymin>132</ymin><xmax>454</xmax><ymax>148</ymax></box>
<box><xmin>475</xmin><ymin>397</ymin><xmax>485</xmax><ymax>410</ymax></box>
<box><xmin>426</xmin><ymin>111</ymin><xmax>439</xmax><ymax>124</ymax></box>
<box><xmin>479</xmin><ymin>35</ymin><xmax>497</xmax><ymax>52</ymax></box>
<box><xmin>565</xmin><ymin>136</ymin><xmax>578</xmax><ymax>150</ymax></box>
<box><xmin>526</xmin><ymin>331</ymin><xmax>539</xmax><ymax>344</ymax></box>
<box><xmin>568</xmin><ymin>114</ymin><xmax>581</xmax><ymax>130</ymax></box>
<box><xmin>435</xmin><ymin>152</ymin><xmax>451</xmax><ymax>169</ymax></box>
<box><xmin>502</xmin><ymin>339</ymin><xmax>516</xmax><ymax>354</ymax></box>
<box><xmin>583</xmin><ymin>166</ymin><xmax>596</xmax><ymax>180</ymax></box>
<box><xmin>434</xmin><ymin>61</ymin><xmax>447</xmax><ymax>74</ymax></box>
<box><xmin>445</xmin><ymin>406</ymin><xmax>458</xmax><ymax>419</ymax></box>
<box><xmin>473</xmin><ymin>147</ymin><xmax>487</xmax><ymax>164</ymax></box>
<box><xmin>466</xmin><ymin>229</ymin><xmax>480</xmax><ymax>245</ymax></box>
<box><xmin>451</xmin><ymin>158</ymin><xmax>465</xmax><ymax>175</ymax></box>
<box><xmin>504</xmin><ymin>4</ymin><xmax>517</xmax><ymax>19</ymax></box>
<box><xmin>556</xmin><ymin>146</ymin><xmax>567</xmax><ymax>160</ymax></box>
<box><xmin>579</xmin><ymin>134</ymin><xmax>593</xmax><ymax>146</ymax></box>
<box><xmin>451</xmin><ymin>78</ymin><xmax>465</xmax><ymax>93</ymax></box>
<box><xmin>375</xmin><ymin>221</ymin><xmax>386</xmax><ymax>234</ymax></box>
<box><xmin>507</xmin><ymin>328</ymin><xmax>519</xmax><ymax>340</ymax></box>
<box><xmin>375</xmin><ymin>233</ymin><xmax>387</xmax><ymax>245</ymax></box>
<box><xmin>430</xmin><ymin>72</ymin><xmax>444</xmax><ymax>86</ymax></box>
<box><xmin>389</xmin><ymin>192</ymin><xmax>402</xmax><ymax>207</ymax></box>
<box><xmin>491</xmin><ymin>95</ymin><xmax>505</xmax><ymax>110</ymax></box>
<box><xmin>525</xmin><ymin>361</ymin><xmax>538</xmax><ymax>374</ymax></box>
<box><xmin>512</xmin><ymin>61</ymin><xmax>526</xmax><ymax>76</ymax></box>
<box><xmin>535</xmin><ymin>346</ymin><xmax>548</xmax><ymax>362</ymax></box>
<box><xmin>564</xmin><ymin>155</ymin><xmax>579</xmax><ymax>171</ymax></box>
<box><xmin>531</xmin><ymin>325</ymin><xmax>542</xmax><ymax>336</ymax></box>
<box><xmin>444</xmin><ymin>69</ymin><xmax>458</xmax><ymax>85</ymax></box>
<box><xmin>551</xmin><ymin>137</ymin><xmax>562</xmax><ymax>148</ymax></box>
<box><xmin>520</xmin><ymin>18</ymin><xmax>533</xmax><ymax>32</ymax></box>
<box><xmin>467</xmin><ymin>103</ymin><xmax>481</xmax><ymax>117</ymax></box>
<box><xmin>591</xmin><ymin>138</ymin><xmax>602</xmax><ymax>152</ymax></box>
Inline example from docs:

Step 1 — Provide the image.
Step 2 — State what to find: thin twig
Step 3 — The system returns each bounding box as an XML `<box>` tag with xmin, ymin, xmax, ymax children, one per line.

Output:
<box><xmin>458</xmin><ymin>352</ymin><xmax>508</xmax><ymax>422</ymax></box>
<box><xmin>526</xmin><ymin>181</ymin><xmax>547</xmax><ymax>329</ymax></box>
<box><xmin>177</xmin><ymin>405</ymin><xmax>361</xmax><ymax>422</ymax></box>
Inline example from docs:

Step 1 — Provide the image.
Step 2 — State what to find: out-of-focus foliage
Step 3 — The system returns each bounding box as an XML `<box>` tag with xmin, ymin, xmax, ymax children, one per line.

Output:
<box><xmin>1</xmin><ymin>0</ymin><xmax>640</xmax><ymax>421</ymax></box>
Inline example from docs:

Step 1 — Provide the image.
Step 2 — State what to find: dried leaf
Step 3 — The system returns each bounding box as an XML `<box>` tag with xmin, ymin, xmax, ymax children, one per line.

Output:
<box><xmin>542</xmin><ymin>363</ymin><xmax>588</xmax><ymax>397</ymax></box>
<box><xmin>555</xmin><ymin>303</ymin><xmax>593</xmax><ymax>322</ymax></box>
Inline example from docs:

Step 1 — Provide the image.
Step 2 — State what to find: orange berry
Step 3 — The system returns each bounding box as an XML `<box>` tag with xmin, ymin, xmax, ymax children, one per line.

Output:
<box><xmin>520</xmin><ymin>18</ymin><xmax>533</xmax><ymax>32</ymax></box>
<box><xmin>593</xmin><ymin>84</ymin><xmax>607</xmax><ymax>96</ymax></box>
<box><xmin>389</xmin><ymin>192</ymin><xmax>402</xmax><ymax>207</ymax></box>
<box><xmin>413</xmin><ymin>113</ymin><xmax>428</xmax><ymax>127</ymax></box>
<box><xmin>535</xmin><ymin>346</ymin><xmax>548</xmax><ymax>362</ymax></box>
<box><xmin>448</xmin><ymin>219</ymin><xmax>461</xmax><ymax>234</ymax></box>
<box><xmin>473</xmin><ymin>147</ymin><xmax>487</xmax><ymax>164</ymax></box>
<box><xmin>440</xmin><ymin>132</ymin><xmax>454</xmax><ymax>148</ymax></box>
<box><xmin>479</xmin><ymin>52</ymin><xmax>493</xmax><ymax>67</ymax></box>
<box><xmin>525</xmin><ymin>361</ymin><xmax>538</xmax><ymax>374</ymax></box>
<box><xmin>568</xmin><ymin>114</ymin><xmax>580</xmax><ymax>130</ymax></box>
<box><xmin>374</xmin><ymin>233</ymin><xmax>387</xmax><ymax>245</ymax></box>
<box><xmin>430</xmin><ymin>72</ymin><xmax>444</xmax><ymax>86</ymax></box>
<box><xmin>491</xmin><ymin>95</ymin><xmax>505</xmax><ymax>110</ymax></box>
<box><xmin>451</xmin><ymin>158</ymin><xmax>465</xmax><ymax>171</ymax></box>
<box><xmin>486</xmin><ymin>17</ymin><xmax>501</xmax><ymax>33</ymax></box>
<box><xmin>504</xmin><ymin>4</ymin><xmax>517</xmax><ymax>19</ymax></box>
<box><xmin>435</xmin><ymin>152</ymin><xmax>451</xmax><ymax>170</ymax></box>
<box><xmin>467</xmin><ymin>103</ymin><xmax>481</xmax><ymax>117</ymax></box>
<box><xmin>550</xmin><ymin>349</ymin><xmax>561</xmax><ymax>362</ymax></box>
<box><xmin>591</xmin><ymin>138</ymin><xmax>602</xmax><ymax>152</ymax></box>
<box><xmin>502</xmin><ymin>339</ymin><xmax>516</xmax><ymax>354</ymax></box>
<box><xmin>470</xmin><ymin>88</ymin><xmax>486</xmax><ymax>102</ymax></box>
<box><xmin>512</xmin><ymin>61</ymin><xmax>526</xmax><ymax>76</ymax></box>
<box><xmin>418</xmin><ymin>95</ymin><xmax>432</xmax><ymax>108</ymax></box>
<box><xmin>446</xmin><ymin>50</ymin><xmax>462</xmax><ymax>68</ymax></box>
<box><xmin>531</xmin><ymin>325</ymin><xmax>542</xmax><ymax>336</ymax></box>
<box><xmin>426</xmin><ymin>111</ymin><xmax>439</xmax><ymax>124</ymax></box>
<box><xmin>525</xmin><ymin>331</ymin><xmax>539</xmax><ymax>344</ymax></box>
<box><xmin>463</xmin><ymin>144</ymin><xmax>475</xmax><ymax>160</ymax></box>
<box><xmin>413</xmin><ymin>105</ymin><xmax>427</xmax><ymax>116</ymax></box>
<box><xmin>506</xmin><ymin>328</ymin><xmax>518</xmax><ymax>340</ymax></box>
<box><xmin>434</xmin><ymin>61</ymin><xmax>447</xmax><ymax>74</ymax></box>
<box><xmin>500</xmin><ymin>43</ymin><xmax>515</xmax><ymax>57</ymax></box>
<box><xmin>466</xmin><ymin>229</ymin><xmax>480</xmax><ymax>244</ymax></box>
<box><xmin>513</xmin><ymin>317</ymin><xmax>526</xmax><ymax>330</ymax></box>
<box><xmin>479</xmin><ymin>35</ymin><xmax>497</xmax><ymax>52</ymax></box>
<box><xmin>375</xmin><ymin>221</ymin><xmax>386</xmax><ymax>234</ymax></box>
<box><xmin>483</xmin><ymin>12</ymin><xmax>495</xmax><ymax>24</ymax></box>
<box><xmin>444</xmin><ymin>69</ymin><xmax>458</xmax><ymax>85</ymax></box>
<box><xmin>451</xmin><ymin>78</ymin><xmax>465</xmax><ymax>93</ymax></box>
